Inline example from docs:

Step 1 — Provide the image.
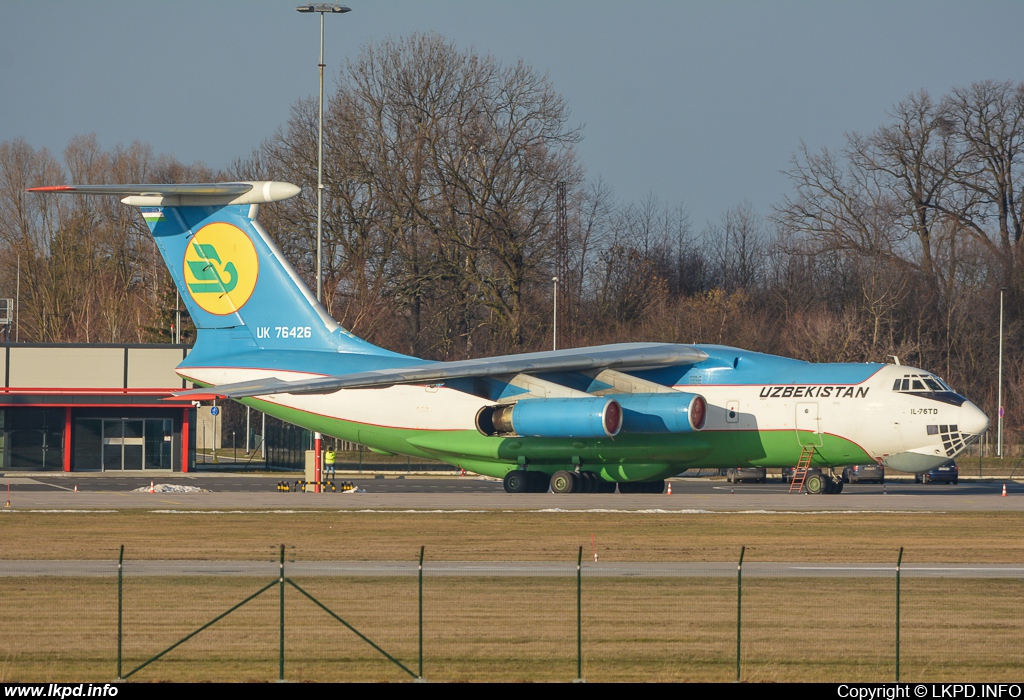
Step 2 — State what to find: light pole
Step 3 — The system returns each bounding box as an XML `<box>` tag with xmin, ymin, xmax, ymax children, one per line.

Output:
<box><xmin>998</xmin><ymin>287</ymin><xmax>1005</xmax><ymax>458</ymax></box>
<box><xmin>296</xmin><ymin>3</ymin><xmax>350</xmax><ymax>304</ymax></box>
<box><xmin>552</xmin><ymin>277</ymin><xmax>558</xmax><ymax>351</ymax></box>
<box><xmin>298</xmin><ymin>3</ymin><xmax>350</xmax><ymax>492</ymax></box>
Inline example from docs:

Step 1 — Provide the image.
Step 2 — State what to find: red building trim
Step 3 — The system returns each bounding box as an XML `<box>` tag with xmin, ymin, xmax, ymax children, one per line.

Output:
<box><xmin>2</xmin><ymin>387</ymin><xmax>181</xmax><ymax>396</ymax></box>
<box><xmin>181</xmin><ymin>407</ymin><xmax>190</xmax><ymax>473</ymax></box>
<box><xmin>63</xmin><ymin>406</ymin><xmax>72</xmax><ymax>472</ymax></box>
<box><xmin>0</xmin><ymin>401</ymin><xmax>191</xmax><ymax>408</ymax></box>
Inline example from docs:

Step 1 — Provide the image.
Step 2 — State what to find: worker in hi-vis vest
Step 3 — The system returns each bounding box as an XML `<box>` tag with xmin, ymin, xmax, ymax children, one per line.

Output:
<box><xmin>324</xmin><ymin>449</ymin><xmax>336</xmax><ymax>479</ymax></box>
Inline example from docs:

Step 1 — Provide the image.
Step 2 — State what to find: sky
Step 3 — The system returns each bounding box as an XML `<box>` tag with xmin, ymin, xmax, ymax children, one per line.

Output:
<box><xmin>3</xmin><ymin>1</ymin><xmax>1024</xmax><ymax>229</ymax></box>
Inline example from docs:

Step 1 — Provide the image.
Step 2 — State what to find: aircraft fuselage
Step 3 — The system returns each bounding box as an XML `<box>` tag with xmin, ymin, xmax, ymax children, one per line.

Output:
<box><xmin>179</xmin><ymin>345</ymin><xmax>988</xmax><ymax>481</ymax></box>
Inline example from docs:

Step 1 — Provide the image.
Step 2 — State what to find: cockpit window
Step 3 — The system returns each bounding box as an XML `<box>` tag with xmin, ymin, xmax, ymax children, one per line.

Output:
<box><xmin>894</xmin><ymin>373</ymin><xmax>952</xmax><ymax>394</ymax></box>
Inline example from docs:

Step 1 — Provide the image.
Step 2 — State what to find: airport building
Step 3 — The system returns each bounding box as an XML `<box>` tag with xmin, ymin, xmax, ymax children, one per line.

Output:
<box><xmin>0</xmin><ymin>344</ymin><xmax>197</xmax><ymax>472</ymax></box>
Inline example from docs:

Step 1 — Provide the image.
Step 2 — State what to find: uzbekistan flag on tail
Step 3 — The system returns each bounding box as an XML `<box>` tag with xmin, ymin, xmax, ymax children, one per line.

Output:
<box><xmin>141</xmin><ymin>207</ymin><xmax>165</xmax><ymax>223</ymax></box>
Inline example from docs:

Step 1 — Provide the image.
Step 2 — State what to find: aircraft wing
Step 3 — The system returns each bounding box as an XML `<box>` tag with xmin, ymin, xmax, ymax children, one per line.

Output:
<box><xmin>175</xmin><ymin>342</ymin><xmax>707</xmax><ymax>400</ymax></box>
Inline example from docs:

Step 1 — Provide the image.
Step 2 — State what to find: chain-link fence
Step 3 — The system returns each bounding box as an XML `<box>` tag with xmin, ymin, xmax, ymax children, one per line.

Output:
<box><xmin>1</xmin><ymin>547</ymin><xmax>1021</xmax><ymax>682</ymax></box>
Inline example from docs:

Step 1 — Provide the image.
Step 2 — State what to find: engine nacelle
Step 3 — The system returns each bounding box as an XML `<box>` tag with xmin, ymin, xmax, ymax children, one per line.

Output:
<box><xmin>476</xmin><ymin>397</ymin><xmax>622</xmax><ymax>438</ymax></box>
<box><xmin>615</xmin><ymin>392</ymin><xmax>706</xmax><ymax>433</ymax></box>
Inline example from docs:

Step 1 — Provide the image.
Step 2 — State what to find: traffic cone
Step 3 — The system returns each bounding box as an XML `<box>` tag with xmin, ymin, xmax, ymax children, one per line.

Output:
<box><xmin>667</xmin><ymin>482</ymin><xmax>672</xmax><ymax>495</ymax></box>
<box><xmin>460</xmin><ymin>468</ymin><xmax>466</xmax><ymax>477</ymax></box>
<box><xmin>882</xmin><ymin>482</ymin><xmax>887</xmax><ymax>495</ymax></box>
<box><xmin>148</xmin><ymin>480</ymin><xmax>155</xmax><ymax>494</ymax></box>
<box><xmin>1002</xmin><ymin>483</ymin><xmax>1007</xmax><ymax>497</ymax></box>
<box><xmin>73</xmin><ymin>484</ymin><xmax>78</xmax><ymax>493</ymax></box>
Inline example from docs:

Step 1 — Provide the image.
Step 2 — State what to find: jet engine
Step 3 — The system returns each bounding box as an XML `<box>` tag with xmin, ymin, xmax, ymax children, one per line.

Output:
<box><xmin>615</xmin><ymin>392</ymin><xmax>706</xmax><ymax>433</ymax></box>
<box><xmin>476</xmin><ymin>397</ymin><xmax>622</xmax><ymax>438</ymax></box>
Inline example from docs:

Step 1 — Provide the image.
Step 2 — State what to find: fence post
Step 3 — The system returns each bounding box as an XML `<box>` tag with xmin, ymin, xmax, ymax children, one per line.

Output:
<box><xmin>576</xmin><ymin>545</ymin><xmax>583</xmax><ymax>682</ymax></box>
<box><xmin>117</xmin><ymin>544</ymin><xmax>124</xmax><ymax>680</ymax></box>
<box><xmin>418</xmin><ymin>545</ymin><xmax>424</xmax><ymax>680</ymax></box>
<box><xmin>279</xmin><ymin>543</ymin><xmax>285</xmax><ymax>681</ymax></box>
<box><xmin>736</xmin><ymin>545</ymin><xmax>745</xmax><ymax>682</ymax></box>
<box><xmin>896</xmin><ymin>546</ymin><xmax>903</xmax><ymax>681</ymax></box>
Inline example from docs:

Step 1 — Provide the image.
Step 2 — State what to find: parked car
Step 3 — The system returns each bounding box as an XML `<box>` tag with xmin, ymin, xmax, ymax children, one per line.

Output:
<box><xmin>726</xmin><ymin>467</ymin><xmax>767</xmax><ymax>483</ymax></box>
<box><xmin>914</xmin><ymin>462</ymin><xmax>958</xmax><ymax>484</ymax></box>
<box><xmin>842</xmin><ymin>464</ymin><xmax>885</xmax><ymax>484</ymax></box>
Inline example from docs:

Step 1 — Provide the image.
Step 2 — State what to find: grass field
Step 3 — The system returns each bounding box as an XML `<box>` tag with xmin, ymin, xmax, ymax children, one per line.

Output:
<box><xmin>2</xmin><ymin>510</ymin><xmax>1023</xmax><ymax>682</ymax></box>
<box><xmin>2</xmin><ymin>510</ymin><xmax>1024</xmax><ymax>562</ymax></box>
<box><xmin>3</xmin><ymin>573</ymin><xmax>1021</xmax><ymax>682</ymax></box>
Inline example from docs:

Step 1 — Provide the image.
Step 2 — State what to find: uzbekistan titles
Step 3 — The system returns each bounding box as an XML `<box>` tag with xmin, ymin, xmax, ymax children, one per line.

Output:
<box><xmin>759</xmin><ymin>386</ymin><xmax>870</xmax><ymax>399</ymax></box>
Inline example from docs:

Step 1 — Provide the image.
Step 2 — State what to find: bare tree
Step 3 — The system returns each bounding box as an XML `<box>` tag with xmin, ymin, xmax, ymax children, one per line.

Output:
<box><xmin>939</xmin><ymin>81</ymin><xmax>1024</xmax><ymax>290</ymax></box>
<box><xmin>0</xmin><ymin>136</ymin><xmax>211</xmax><ymax>343</ymax></box>
<box><xmin>249</xmin><ymin>32</ymin><xmax>583</xmax><ymax>357</ymax></box>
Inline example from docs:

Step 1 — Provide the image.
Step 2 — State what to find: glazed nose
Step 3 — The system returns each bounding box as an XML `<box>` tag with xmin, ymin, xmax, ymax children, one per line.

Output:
<box><xmin>959</xmin><ymin>401</ymin><xmax>989</xmax><ymax>436</ymax></box>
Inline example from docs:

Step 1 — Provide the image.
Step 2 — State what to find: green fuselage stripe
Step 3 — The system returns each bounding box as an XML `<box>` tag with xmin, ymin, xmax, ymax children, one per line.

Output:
<box><xmin>240</xmin><ymin>396</ymin><xmax>871</xmax><ymax>482</ymax></box>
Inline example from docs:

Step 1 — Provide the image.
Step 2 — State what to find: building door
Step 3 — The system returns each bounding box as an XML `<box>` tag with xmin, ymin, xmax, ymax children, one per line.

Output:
<box><xmin>5</xmin><ymin>408</ymin><xmax>64</xmax><ymax>471</ymax></box>
<box><xmin>102</xmin><ymin>419</ymin><xmax>145</xmax><ymax>470</ymax></box>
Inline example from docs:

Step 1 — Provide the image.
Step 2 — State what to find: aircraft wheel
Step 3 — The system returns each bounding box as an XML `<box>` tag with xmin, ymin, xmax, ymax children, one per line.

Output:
<box><xmin>527</xmin><ymin>471</ymin><xmax>550</xmax><ymax>493</ymax></box>
<box><xmin>551</xmin><ymin>470</ymin><xmax>577</xmax><ymax>494</ymax></box>
<box><xmin>586</xmin><ymin>472</ymin><xmax>612</xmax><ymax>493</ymax></box>
<box><xmin>503</xmin><ymin>470</ymin><xmax>529</xmax><ymax>493</ymax></box>
<box><xmin>833</xmin><ymin>478</ymin><xmax>844</xmax><ymax>494</ymax></box>
<box><xmin>804</xmin><ymin>472</ymin><xmax>825</xmax><ymax>495</ymax></box>
<box><xmin>578</xmin><ymin>471</ymin><xmax>596</xmax><ymax>493</ymax></box>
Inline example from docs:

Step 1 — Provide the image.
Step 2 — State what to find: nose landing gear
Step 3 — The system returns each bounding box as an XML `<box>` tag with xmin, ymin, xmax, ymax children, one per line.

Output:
<box><xmin>803</xmin><ymin>468</ymin><xmax>844</xmax><ymax>494</ymax></box>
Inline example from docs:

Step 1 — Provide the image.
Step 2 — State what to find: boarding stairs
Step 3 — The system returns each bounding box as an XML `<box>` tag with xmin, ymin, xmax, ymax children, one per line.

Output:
<box><xmin>788</xmin><ymin>446</ymin><xmax>816</xmax><ymax>493</ymax></box>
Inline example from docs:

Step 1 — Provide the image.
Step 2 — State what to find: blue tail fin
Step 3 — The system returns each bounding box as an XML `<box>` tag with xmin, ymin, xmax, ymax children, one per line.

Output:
<box><xmin>30</xmin><ymin>182</ymin><xmax>395</xmax><ymax>363</ymax></box>
<box><xmin>146</xmin><ymin>202</ymin><xmax>375</xmax><ymax>353</ymax></box>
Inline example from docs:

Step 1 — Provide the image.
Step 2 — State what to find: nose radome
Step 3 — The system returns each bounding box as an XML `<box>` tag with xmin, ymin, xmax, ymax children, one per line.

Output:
<box><xmin>960</xmin><ymin>401</ymin><xmax>989</xmax><ymax>436</ymax></box>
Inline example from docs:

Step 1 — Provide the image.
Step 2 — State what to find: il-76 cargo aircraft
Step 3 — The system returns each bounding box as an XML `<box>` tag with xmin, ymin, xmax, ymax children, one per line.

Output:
<box><xmin>31</xmin><ymin>182</ymin><xmax>989</xmax><ymax>494</ymax></box>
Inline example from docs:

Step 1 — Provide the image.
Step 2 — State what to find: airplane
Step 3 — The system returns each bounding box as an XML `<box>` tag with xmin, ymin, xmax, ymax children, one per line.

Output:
<box><xmin>29</xmin><ymin>181</ymin><xmax>990</xmax><ymax>494</ymax></box>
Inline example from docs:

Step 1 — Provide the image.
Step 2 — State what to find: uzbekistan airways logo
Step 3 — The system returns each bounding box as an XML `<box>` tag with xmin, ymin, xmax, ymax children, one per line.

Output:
<box><xmin>183</xmin><ymin>222</ymin><xmax>259</xmax><ymax>315</ymax></box>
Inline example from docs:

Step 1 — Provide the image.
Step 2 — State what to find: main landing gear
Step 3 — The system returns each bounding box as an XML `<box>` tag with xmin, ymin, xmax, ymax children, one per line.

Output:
<box><xmin>501</xmin><ymin>469</ymin><xmax>657</xmax><ymax>494</ymax></box>
<box><xmin>550</xmin><ymin>469</ymin><xmax>618</xmax><ymax>494</ymax></box>
<box><xmin>502</xmin><ymin>470</ymin><xmax>549</xmax><ymax>494</ymax></box>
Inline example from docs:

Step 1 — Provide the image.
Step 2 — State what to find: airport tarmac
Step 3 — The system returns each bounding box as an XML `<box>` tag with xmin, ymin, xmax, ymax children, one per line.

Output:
<box><xmin>1</xmin><ymin>473</ymin><xmax>1022</xmax><ymax>512</ymax></box>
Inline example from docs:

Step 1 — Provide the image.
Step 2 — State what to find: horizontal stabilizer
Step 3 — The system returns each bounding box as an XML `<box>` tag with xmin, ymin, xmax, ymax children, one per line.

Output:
<box><xmin>173</xmin><ymin>342</ymin><xmax>708</xmax><ymax>399</ymax></box>
<box><xmin>27</xmin><ymin>181</ymin><xmax>300</xmax><ymax>206</ymax></box>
